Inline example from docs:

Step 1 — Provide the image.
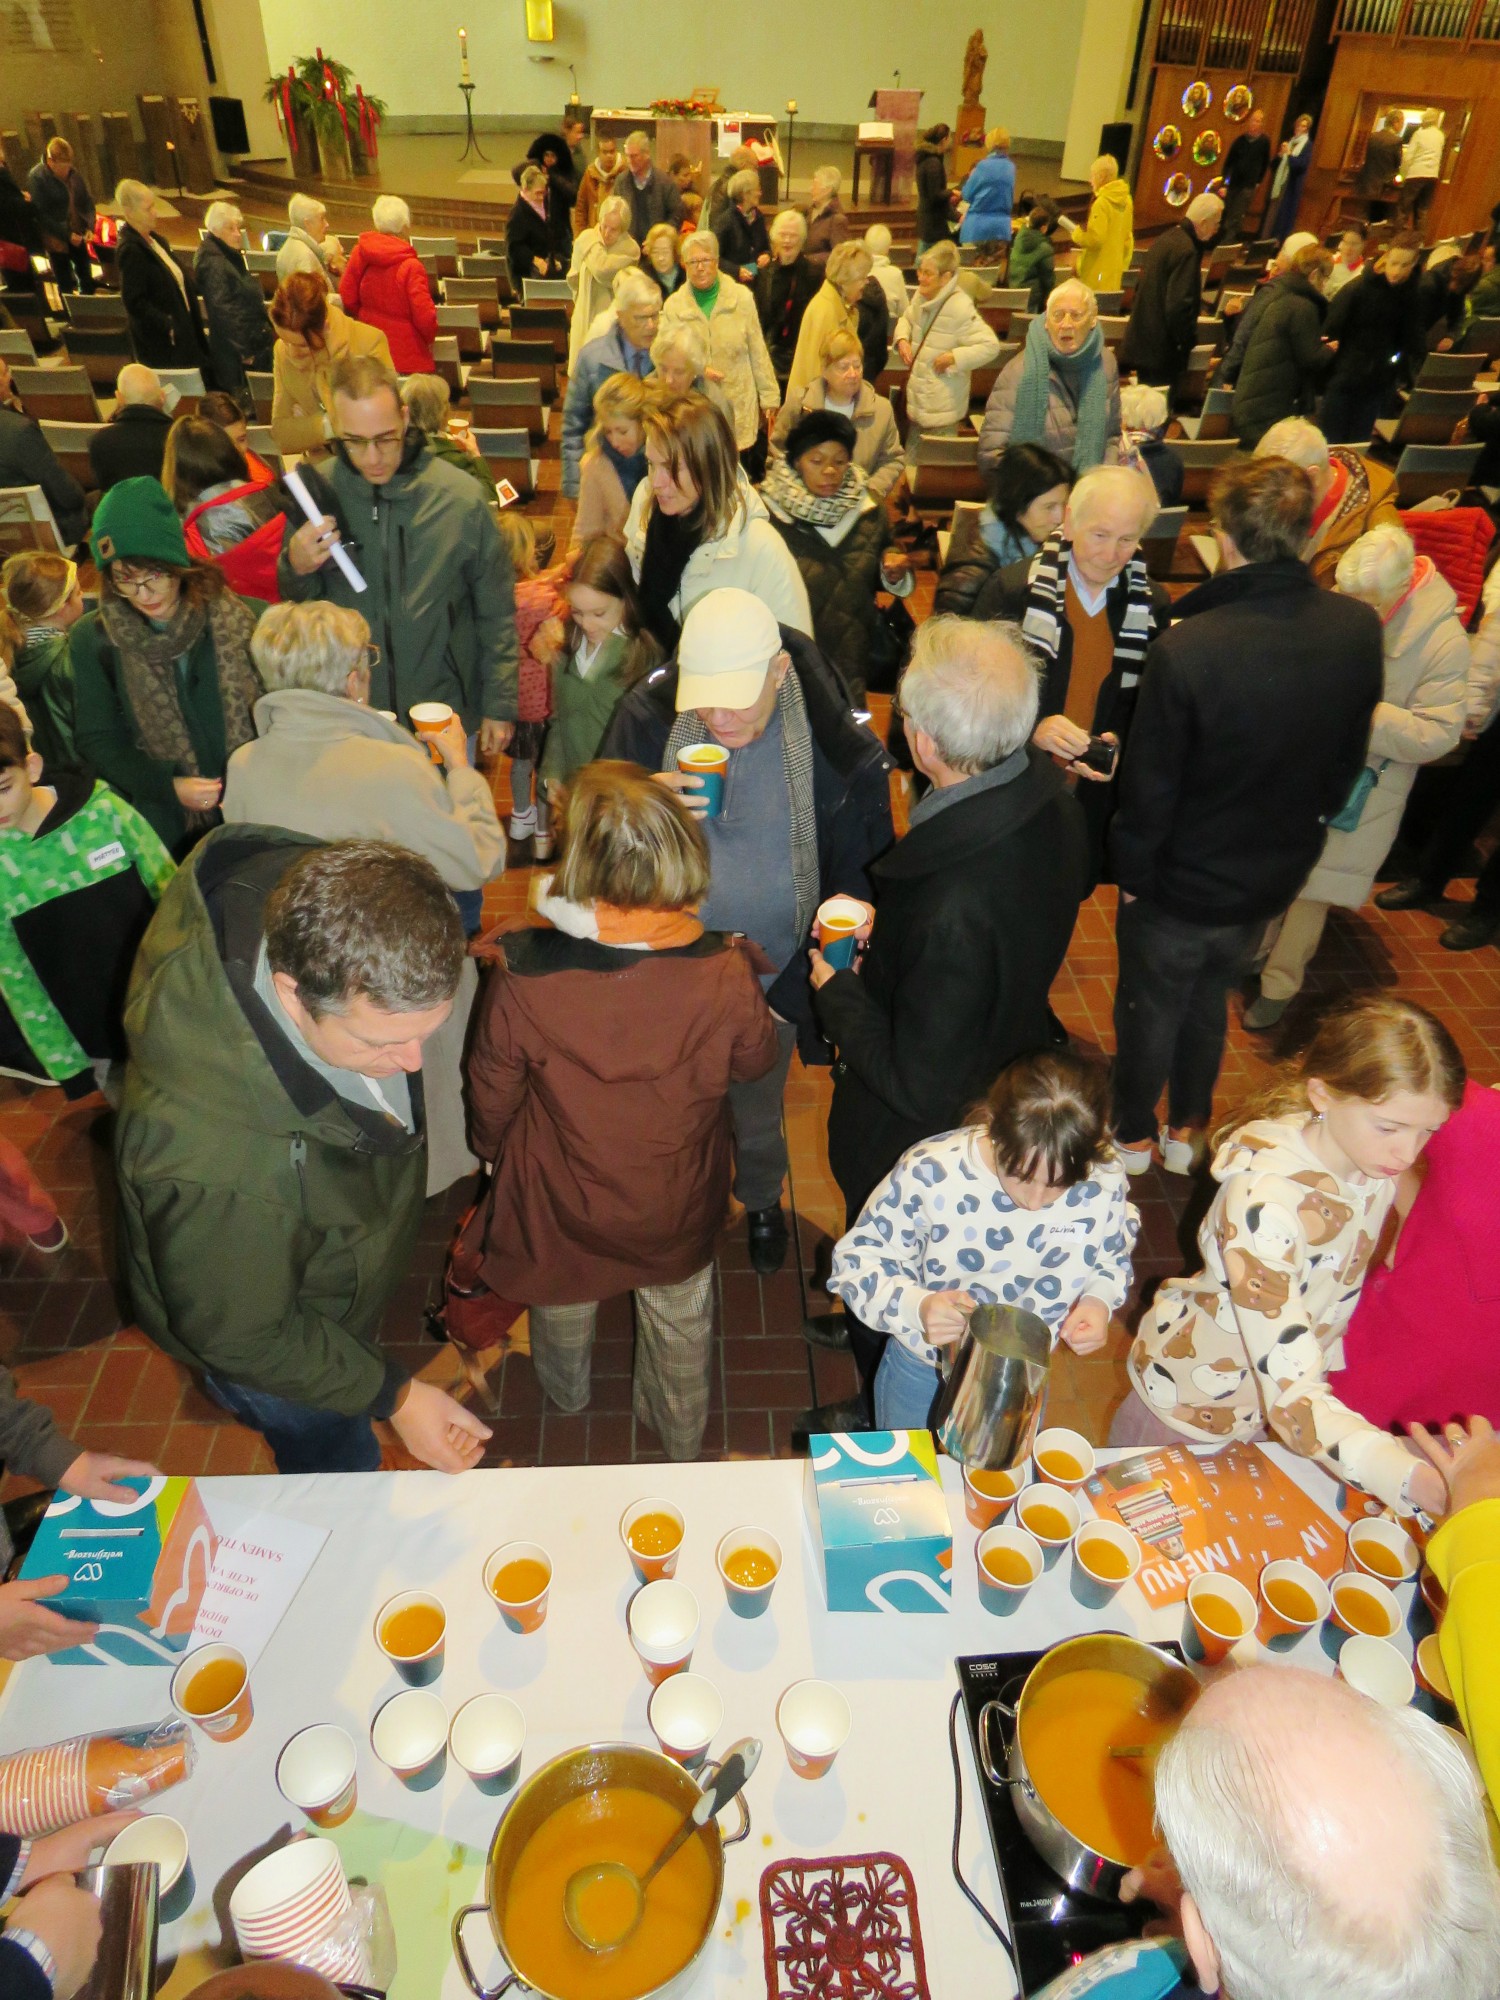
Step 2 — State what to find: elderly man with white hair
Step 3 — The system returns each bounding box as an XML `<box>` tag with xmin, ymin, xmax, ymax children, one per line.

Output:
<box><xmin>806</xmin><ymin>614</ymin><xmax>1088</xmax><ymax>1427</ymax></box>
<box><xmin>194</xmin><ymin>201</ymin><xmax>276</xmax><ymax>414</ymax></box>
<box><xmin>978</xmin><ymin>278</ymin><xmax>1121</xmax><ymax>476</ymax></box>
<box><xmin>619</xmin><ymin>130</ymin><xmax>684</xmax><ymax>241</ymax></box>
<box><xmin>87</xmin><ymin>363</ymin><xmax>169</xmax><ymax>493</ymax></box>
<box><xmin>338</xmin><ymin>195</ymin><xmax>436</xmax><ymax>374</ymax></box>
<box><xmin>1246</xmin><ymin>521</ymin><xmax>1468</xmax><ymax>1028</ymax></box>
<box><xmin>562</xmin><ymin>266</ymin><xmax>662</xmax><ymax>497</ymax></box>
<box><xmin>1254</xmin><ymin>414</ymin><xmax>1399</xmax><ymax>586</ymax></box>
<box><xmin>987</xmin><ymin>462</ymin><xmax>1168</xmax><ymax>879</ymax></box>
<box><xmin>1118</xmin><ymin>190</ymin><xmax>1221</xmax><ymax>395</ymax></box>
<box><xmin>276</xmin><ymin>194</ymin><xmax>344</xmax><ymax>286</ymax></box>
<box><xmin>113</xmin><ymin>178</ymin><xmax>211</xmax><ymax>375</ymax></box>
<box><xmin>1062</xmin><ymin>1662</ymin><xmax>1500</xmax><ymax>2000</ymax></box>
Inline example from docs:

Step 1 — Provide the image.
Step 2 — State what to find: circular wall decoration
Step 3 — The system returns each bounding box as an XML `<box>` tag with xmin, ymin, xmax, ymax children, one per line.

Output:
<box><xmin>1224</xmin><ymin>84</ymin><xmax>1254</xmax><ymax>122</ymax></box>
<box><xmin>1164</xmin><ymin>172</ymin><xmax>1193</xmax><ymax>207</ymax></box>
<box><xmin>1193</xmin><ymin>129</ymin><xmax>1221</xmax><ymax>166</ymax></box>
<box><xmin>1154</xmin><ymin>124</ymin><xmax>1182</xmax><ymax>160</ymax></box>
<box><xmin>1182</xmin><ymin>80</ymin><xmax>1212</xmax><ymax>118</ymax></box>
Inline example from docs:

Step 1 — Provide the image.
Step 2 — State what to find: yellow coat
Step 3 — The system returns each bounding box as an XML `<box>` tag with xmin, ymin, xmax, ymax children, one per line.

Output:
<box><xmin>270</xmin><ymin>308</ymin><xmax>394</xmax><ymax>455</ymax></box>
<box><xmin>1072</xmin><ymin>177</ymin><xmax>1134</xmax><ymax>293</ymax></box>
<box><xmin>1427</xmin><ymin>1496</ymin><xmax>1500</xmax><ymax>1819</ymax></box>
<box><xmin>785</xmin><ymin>280</ymin><xmax>857</xmax><ymax>408</ymax></box>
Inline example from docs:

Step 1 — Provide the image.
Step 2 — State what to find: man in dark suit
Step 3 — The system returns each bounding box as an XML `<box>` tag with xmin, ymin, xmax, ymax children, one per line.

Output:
<box><xmin>1221</xmin><ymin>110</ymin><xmax>1272</xmax><ymax>243</ymax></box>
<box><xmin>114</xmin><ymin>180</ymin><xmax>211</xmax><ymax>377</ymax></box>
<box><xmin>88</xmin><ymin>364</ymin><xmax>171</xmax><ymax>494</ymax></box>
<box><xmin>1356</xmin><ymin>112</ymin><xmax>1405</xmax><ymax>224</ymax></box>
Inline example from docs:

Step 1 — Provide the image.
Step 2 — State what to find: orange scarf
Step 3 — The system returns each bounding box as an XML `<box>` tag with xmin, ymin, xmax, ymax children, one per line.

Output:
<box><xmin>592</xmin><ymin>905</ymin><xmax>703</xmax><ymax>948</ymax></box>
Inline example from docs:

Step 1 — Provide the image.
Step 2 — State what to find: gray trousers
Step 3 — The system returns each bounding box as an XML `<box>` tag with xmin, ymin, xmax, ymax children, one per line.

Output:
<box><xmin>727</xmin><ymin>1015</ymin><xmax>798</xmax><ymax>1210</ymax></box>
<box><xmin>529</xmin><ymin>1264</ymin><xmax>717</xmax><ymax>1460</ymax></box>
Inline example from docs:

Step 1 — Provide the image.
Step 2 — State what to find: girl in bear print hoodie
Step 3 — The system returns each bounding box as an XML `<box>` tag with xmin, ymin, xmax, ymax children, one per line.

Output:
<box><xmin>1120</xmin><ymin>995</ymin><xmax>1463</xmax><ymax>1517</ymax></box>
<box><xmin>830</xmin><ymin>1050</ymin><xmax>1138</xmax><ymax>1432</ymax></box>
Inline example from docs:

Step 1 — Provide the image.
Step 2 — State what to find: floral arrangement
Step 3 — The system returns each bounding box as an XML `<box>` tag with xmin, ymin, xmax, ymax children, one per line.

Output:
<box><xmin>264</xmin><ymin>50</ymin><xmax>387</xmax><ymax>169</ymax></box>
<box><xmin>649</xmin><ymin>96</ymin><xmax>714</xmax><ymax>118</ymax></box>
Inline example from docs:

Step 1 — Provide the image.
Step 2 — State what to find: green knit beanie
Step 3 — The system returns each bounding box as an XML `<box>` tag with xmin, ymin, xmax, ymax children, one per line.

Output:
<box><xmin>90</xmin><ymin>477</ymin><xmax>189</xmax><ymax>573</ymax></box>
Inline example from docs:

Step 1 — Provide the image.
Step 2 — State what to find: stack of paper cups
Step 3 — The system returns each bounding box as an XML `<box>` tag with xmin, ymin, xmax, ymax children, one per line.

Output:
<box><xmin>229</xmin><ymin>1839</ymin><xmax>352</xmax><ymax>1962</ymax></box>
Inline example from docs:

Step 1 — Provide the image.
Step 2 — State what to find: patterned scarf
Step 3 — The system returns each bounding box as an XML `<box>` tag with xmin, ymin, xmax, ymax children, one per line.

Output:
<box><xmin>1010</xmin><ymin>316</ymin><xmax>1111</xmax><ymax>472</ymax></box>
<box><xmin>663</xmin><ymin>667</ymin><xmax>820</xmax><ymax>947</ymax></box>
<box><xmin>1020</xmin><ymin>533</ymin><xmax>1155</xmax><ymax>693</ymax></box>
<box><xmin>98</xmin><ymin>586</ymin><xmax>262</xmax><ymax>796</ymax></box>
<box><xmin>761</xmin><ymin>454</ymin><xmax>868</xmax><ymax>529</ymax></box>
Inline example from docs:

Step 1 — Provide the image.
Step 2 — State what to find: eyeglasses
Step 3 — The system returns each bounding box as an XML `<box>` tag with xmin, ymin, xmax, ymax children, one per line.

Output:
<box><xmin>338</xmin><ymin>430</ymin><xmax>405</xmax><ymax>456</ymax></box>
<box><xmin>360</xmin><ymin>644</ymin><xmax>382</xmax><ymax>674</ymax></box>
<box><xmin>1049</xmin><ymin>308</ymin><xmax>1091</xmax><ymax>327</ymax></box>
<box><xmin>112</xmin><ymin>567</ymin><xmax>173</xmax><ymax>595</ymax></box>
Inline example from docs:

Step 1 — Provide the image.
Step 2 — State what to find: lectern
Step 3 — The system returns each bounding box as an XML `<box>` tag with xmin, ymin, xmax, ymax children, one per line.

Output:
<box><xmin>869</xmin><ymin>88</ymin><xmax>922</xmax><ymax>202</ymax></box>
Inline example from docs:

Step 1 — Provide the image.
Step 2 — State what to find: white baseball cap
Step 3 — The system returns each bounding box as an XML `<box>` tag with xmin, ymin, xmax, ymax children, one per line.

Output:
<box><xmin>676</xmin><ymin>588</ymin><xmax>783</xmax><ymax>712</ymax></box>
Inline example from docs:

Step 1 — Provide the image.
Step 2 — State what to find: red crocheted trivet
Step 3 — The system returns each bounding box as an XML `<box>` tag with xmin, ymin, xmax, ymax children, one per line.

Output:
<box><xmin>759</xmin><ymin>1851</ymin><xmax>930</xmax><ymax>1998</ymax></box>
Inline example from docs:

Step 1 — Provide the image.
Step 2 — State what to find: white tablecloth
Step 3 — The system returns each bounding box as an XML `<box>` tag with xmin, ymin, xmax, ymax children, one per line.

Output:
<box><xmin>0</xmin><ymin>1448</ymin><xmax>1378</xmax><ymax>2000</ymax></box>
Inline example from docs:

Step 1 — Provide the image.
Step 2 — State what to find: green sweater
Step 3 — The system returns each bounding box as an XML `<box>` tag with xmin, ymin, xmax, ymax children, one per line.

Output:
<box><xmin>540</xmin><ymin>630</ymin><xmax>632</xmax><ymax>787</ymax></box>
<box><xmin>70</xmin><ymin>601</ymin><xmax>269</xmax><ymax>854</ymax></box>
<box><xmin>115</xmin><ymin>824</ymin><xmax>426</xmax><ymax>1417</ymax></box>
<box><xmin>13</xmin><ymin>627</ymin><xmax>83</xmax><ymax>777</ymax></box>
<box><xmin>427</xmin><ymin>429</ymin><xmax>500</xmax><ymax>498</ymax></box>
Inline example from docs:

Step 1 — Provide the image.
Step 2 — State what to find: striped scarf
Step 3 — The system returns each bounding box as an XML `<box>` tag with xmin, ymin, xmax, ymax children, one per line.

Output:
<box><xmin>664</xmin><ymin>666</ymin><xmax>820</xmax><ymax>947</ymax></box>
<box><xmin>1020</xmin><ymin>534</ymin><xmax>1155</xmax><ymax>695</ymax></box>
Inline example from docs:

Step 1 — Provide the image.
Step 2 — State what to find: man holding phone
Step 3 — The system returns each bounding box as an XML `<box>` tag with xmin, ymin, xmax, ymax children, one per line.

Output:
<box><xmin>987</xmin><ymin>464</ymin><xmax>1168</xmax><ymax>884</ymax></box>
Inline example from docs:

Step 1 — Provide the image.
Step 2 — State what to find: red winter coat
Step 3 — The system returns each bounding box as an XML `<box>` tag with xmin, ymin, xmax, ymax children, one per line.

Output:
<box><xmin>1399</xmin><ymin>506</ymin><xmax>1495</xmax><ymax>627</ymax></box>
<box><xmin>338</xmin><ymin>232</ymin><xmax>437</xmax><ymax>374</ymax></box>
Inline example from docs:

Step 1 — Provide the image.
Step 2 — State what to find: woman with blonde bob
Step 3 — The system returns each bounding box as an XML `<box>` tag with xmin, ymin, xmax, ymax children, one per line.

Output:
<box><xmin>466</xmin><ymin>762</ymin><xmax>778</xmax><ymax>1459</ymax></box>
<box><xmin>784</xmin><ymin>240</ymin><xmax>874</xmax><ymax>407</ymax></box>
<box><xmin>1114</xmin><ymin>992</ymin><xmax>1464</xmax><ymax>1522</ymax></box>
<box><xmin>641</xmin><ymin>221</ymin><xmax>684</xmax><ymax>299</ymax></box>
<box><xmin>1247</xmin><ymin>523</ymin><xmax>1468</xmax><ymax>1028</ymax></box>
<box><xmin>625</xmin><ymin>391</ymin><xmax>811</xmax><ymax>648</ymax></box>
<box><xmin>572</xmin><ymin>370</ymin><xmax>650</xmax><ymax>546</ymax></box>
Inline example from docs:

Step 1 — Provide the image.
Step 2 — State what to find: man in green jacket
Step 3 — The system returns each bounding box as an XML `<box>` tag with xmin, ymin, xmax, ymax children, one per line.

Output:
<box><xmin>115</xmin><ymin>829</ymin><xmax>492</xmax><ymax>1475</ymax></box>
<box><xmin>279</xmin><ymin>354</ymin><xmax>519</xmax><ymax>760</ymax></box>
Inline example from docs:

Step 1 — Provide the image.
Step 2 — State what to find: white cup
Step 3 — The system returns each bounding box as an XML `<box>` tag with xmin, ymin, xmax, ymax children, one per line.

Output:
<box><xmin>627</xmin><ymin>1579</ymin><xmax>699</xmax><ymax>1686</ymax></box>
<box><xmin>777</xmin><ymin>1679</ymin><xmax>851</xmax><ymax>1780</ymax></box>
<box><xmin>103</xmin><ymin>1814</ymin><xmax>188</xmax><ymax>1895</ymax></box>
<box><xmin>449</xmin><ymin>1694</ymin><xmax>526</xmax><ymax>1795</ymax></box>
<box><xmin>649</xmin><ymin>1672</ymin><xmax>723</xmax><ymax>1769</ymax></box>
<box><xmin>1337</xmin><ymin>1632</ymin><xmax>1416</xmax><ymax>1709</ymax></box>
<box><xmin>276</xmin><ymin>1724</ymin><xmax>358</xmax><ymax>1827</ymax></box>
<box><xmin>371</xmin><ymin>1688</ymin><xmax>448</xmax><ymax>1789</ymax></box>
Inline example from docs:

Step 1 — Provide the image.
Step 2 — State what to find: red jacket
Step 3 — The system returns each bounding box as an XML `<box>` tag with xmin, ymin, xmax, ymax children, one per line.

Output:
<box><xmin>338</xmin><ymin>232</ymin><xmax>436</xmax><ymax>374</ymax></box>
<box><xmin>183</xmin><ymin>480</ymin><xmax>286</xmax><ymax>603</ymax></box>
<box><xmin>1331</xmin><ymin>1081</ymin><xmax>1500</xmax><ymax>1430</ymax></box>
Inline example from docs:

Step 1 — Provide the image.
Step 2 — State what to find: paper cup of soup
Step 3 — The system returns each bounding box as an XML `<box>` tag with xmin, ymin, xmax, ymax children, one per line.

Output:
<box><xmin>1325</xmin><ymin>1571</ymin><xmax>1401</xmax><ymax>1659</ymax></box>
<box><xmin>1032</xmin><ymin>1427</ymin><xmax>1095</xmax><ymax>1489</ymax></box>
<box><xmin>375</xmin><ymin>1590</ymin><xmax>446</xmax><ymax>1686</ymax></box>
<box><xmin>170</xmin><ymin>1643</ymin><xmax>252</xmax><ymax>1742</ymax></box>
<box><xmin>620</xmin><ymin>1496</ymin><xmax>684</xmax><ymax>1583</ymax></box>
<box><xmin>814</xmin><ymin>895</ymin><xmax>866</xmax><ymax>970</ymax></box>
<box><xmin>627</xmin><ymin>1579</ymin><xmax>699</xmax><ymax>1685</ymax></box>
<box><xmin>1414</xmin><ymin>1632</ymin><xmax>1456</xmax><ymax>1720</ymax></box>
<box><xmin>1337</xmin><ymin>1632</ymin><xmax>1415</xmax><ymax>1709</ymax></box>
<box><xmin>104</xmin><ymin>1815</ymin><xmax>193</xmax><ymax>1922</ymax></box>
<box><xmin>449</xmin><ymin>1694</ymin><xmax>526</xmax><ymax>1796</ymax></box>
<box><xmin>1183</xmin><ymin>1572</ymin><xmax>1257</xmax><ymax>1665</ymax></box>
<box><xmin>677</xmin><ymin>742</ymin><xmax>729</xmax><ymax>817</ymax></box>
<box><xmin>1256</xmin><ymin>1559</ymin><xmax>1331</xmax><ymax>1651</ymax></box>
<box><xmin>963</xmin><ymin>1463</ymin><xmax>1026</xmax><ymax>1530</ymax></box>
<box><xmin>715</xmin><ymin>1527</ymin><xmax>781</xmax><ymax>1618</ymax></box>
<box><xmin>1347</xmin><ymin>1518</ymin><xmax>1418</xmax><ymax>1585</ymax></box>
<box><xmin>409</xmin><ymin>701</ymin><xmax>454</xmax><ymax>738</ymax></box>
<box><xmin>484</xmin><ymin>1543</ymin><xmax>552</xmax><ymax>1634</ymax></box>
<box><xmin>975</xmin><ymin>1524</ymin><xmax>1043</xmax><ymax>1615</ymax></box>
<box><xmin>276</xmin><ymin>1724</ymin><xmax>358</xmax><ymax>1828</ymax></box>
<box><xmin>229</xmin><ymin>1838</ymin><xmax>351</xmax><ymax>1961</ymax></box>
<box><xmin>1070</xmin><ymin>1522</ymin><xmax>1142</xmax><ymax>1611</ymax></box>
<box><xmin>648</xmin><ymin>1672</ymin><xmax>723</xmax><ymax>1770</ymax></box>
<box><xmin>371</xmin><ymin>1688</ymin><xmax>448</xmax><ymax>1790</ymax></box>
<box><xmin>777</xmin><ymin>1679</ymin><xmax>851</xmax><ymax>1780</ymax></box>
<box><xmin>1015</xmin><ymin>1483</ymin><xmax>1081</xmax><ymax>1566</ymax></box>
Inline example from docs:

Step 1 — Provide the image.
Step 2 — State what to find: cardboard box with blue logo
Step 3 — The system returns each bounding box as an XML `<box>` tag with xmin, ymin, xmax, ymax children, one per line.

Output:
<box><xmin>19</xmin><ymin>1475</ymin><xmax>217</xmax><ymax>1665</ymax></box>
<box><xmin>805</xmin><ymin>1430</ymin><xmax>952</xmax><ymax>1612</ymax></box>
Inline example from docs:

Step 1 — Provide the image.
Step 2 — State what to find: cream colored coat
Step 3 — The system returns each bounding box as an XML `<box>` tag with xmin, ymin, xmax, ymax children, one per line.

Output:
<box><xmin>893</xmin><ymin>278</ymin><xmax>1002</xmax><ymax>432</ymax></box>
<box><xmin>566</xmin><ymin>226</ymin><xmax>640</xmax><ymax>370</ymax></box>
<box><xmin>1300</xmin><ymin>562</ymin><xmax>1468</xmax><ymax>908</ymax></box>
<box><xmin>660</xmin><ymin>274</ymin><xmax>779</xmax><ymax>449</ymax></box>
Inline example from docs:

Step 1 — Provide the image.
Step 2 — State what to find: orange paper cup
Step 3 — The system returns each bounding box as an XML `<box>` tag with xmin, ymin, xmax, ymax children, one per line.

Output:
<box><xmin>1257</xmin><ymin>1558</ymin><xmax>1332</xmax><ymax>1651</ymax></box>
<box><xmin>483</xmin><ymin>1542</ymin><xmax>552</xmax><ymax>1634</ymax></box>
<box><xmin>1183</xmin><ymin>1572</ymin><xmax>1256</xmax><ymax>1665</ymax></box>
<box><xmin>170</xmin><ymin>1643</ymin><xmax>252</xmax><ymax>1742</ymax></box>
<box><xmin>620</xmin><ymin>1497</ymin><xmax>684</xmax><ymax>1583</ymax></box>
<box><xmin>963</xmin><ymin>1463</ymin><xmax>1026</xmax><ymax>1531</ymax></box>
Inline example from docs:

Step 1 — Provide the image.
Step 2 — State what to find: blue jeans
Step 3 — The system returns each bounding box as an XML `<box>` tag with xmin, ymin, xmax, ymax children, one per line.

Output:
<box><xmin>874</xmin><ymin>1338</ymin><xmax>943</xmax><ymax>1431</ymax></box>
<box><xmin>202</xmin><ymin>1372</ymin><xmax>382</xmax><ymax>1474</ymax></box>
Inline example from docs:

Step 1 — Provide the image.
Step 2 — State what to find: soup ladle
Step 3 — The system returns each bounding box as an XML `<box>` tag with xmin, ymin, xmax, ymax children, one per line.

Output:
<box><xmin>563</xmin><ymin>1737</ymin><xmax>761</xmax><ymax>1952</ymax></box>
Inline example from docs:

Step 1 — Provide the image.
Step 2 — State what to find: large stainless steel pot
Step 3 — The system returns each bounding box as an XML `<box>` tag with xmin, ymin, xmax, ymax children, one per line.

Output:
<box><xmin>975</xmin><ymin>1633</ymin><xmax>1199</xmax><ymax>1900</ymax></box>
<box><xmin>452</xmin><ymin>1741</ymin><xmax>750</xmax><ymax>2000</ymax></box>
<box><xmin>933</xmin><ymin>1304</ymin><xmax>1051</xmax><ymax>1470</ymax></box>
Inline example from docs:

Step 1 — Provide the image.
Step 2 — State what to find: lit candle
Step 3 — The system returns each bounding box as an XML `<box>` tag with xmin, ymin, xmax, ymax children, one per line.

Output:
<box><xmin>459</xmin><ymin>26</ymin><xmax>471</xmax><ymax>83</ymax></box>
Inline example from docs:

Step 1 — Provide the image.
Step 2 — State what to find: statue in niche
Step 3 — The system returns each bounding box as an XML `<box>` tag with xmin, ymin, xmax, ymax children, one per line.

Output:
<box><xmin>961</xmin><ymin>30</ymin><xmax>988</xmax><ymax>108</ymax></box>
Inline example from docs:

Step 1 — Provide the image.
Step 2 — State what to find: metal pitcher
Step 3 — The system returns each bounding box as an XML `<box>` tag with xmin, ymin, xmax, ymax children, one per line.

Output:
<box><xmin>81</xmin><ymin>1862</ymin><xmax>157</xmax><ymax>2000</ymax></box>
<box><xmin>933</xmin><ymin>1303</ymin><xmax>1051</xmax><ymax>1470</ymax></box>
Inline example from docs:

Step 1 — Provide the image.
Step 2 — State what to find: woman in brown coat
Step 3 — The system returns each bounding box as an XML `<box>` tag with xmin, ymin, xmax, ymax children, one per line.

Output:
<box><xmin>466</xmin><ymin>763</ymin><xmax>778</xmax><ymax>1459</ymax></box>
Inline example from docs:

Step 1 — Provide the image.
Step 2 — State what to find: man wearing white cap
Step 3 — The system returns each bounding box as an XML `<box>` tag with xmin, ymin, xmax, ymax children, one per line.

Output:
<box><xmin>1118</xmin><ymin>192</ymin><xmax>1222</xmax><ymax>397</ymax></box>
<box><xmin>1219</xmin><ymin>232</ymin><xmax>1319</xmax><ymax>394</ymax></box>
<box><xmin>601</xmin><ymin>586</ymin><xmax>892</xmax><ymax>1275</ymax></box>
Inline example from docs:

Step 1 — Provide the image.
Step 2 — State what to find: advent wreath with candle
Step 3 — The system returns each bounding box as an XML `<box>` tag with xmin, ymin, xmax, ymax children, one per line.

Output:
<box><xmin>264</xmin><ymin>52</ymin><xmax>387</xmax><ymax>180</ymax></box>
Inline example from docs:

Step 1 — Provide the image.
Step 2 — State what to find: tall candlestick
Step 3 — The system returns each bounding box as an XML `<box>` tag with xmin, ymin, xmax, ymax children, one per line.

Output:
<box><xmin>459</xmin><ymin>26</ymin><xmax>471</xmax><ymax>84</ymax></box>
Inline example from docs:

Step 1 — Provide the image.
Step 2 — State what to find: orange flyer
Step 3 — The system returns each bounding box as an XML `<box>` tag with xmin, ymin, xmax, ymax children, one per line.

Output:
<box><xmin>1084</xmin><ymin>1443</ymin><xmax>1346</xmax><ymax>1610</ymax></box>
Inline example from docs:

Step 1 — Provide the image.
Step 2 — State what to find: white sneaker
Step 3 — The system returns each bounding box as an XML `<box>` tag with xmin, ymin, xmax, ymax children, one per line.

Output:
<box><xmin>1116</xmin><ymin>1139</ymin><xmax>1155</xmax><ymax>1177</ymax></box>
<box><xmin>1160</xmin><ymin>1127</ymin><xmax>1206</xmax><ymax>1176</ymax></box>
<box><xmin>508</xmin><ymin>806</ymin><xmax>537</xmax><ymax>841</ymax></box>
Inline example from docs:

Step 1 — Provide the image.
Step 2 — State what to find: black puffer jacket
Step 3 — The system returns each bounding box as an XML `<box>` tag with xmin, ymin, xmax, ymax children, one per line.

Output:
<box><xmin>194</xmin><ymin>234</ymin><xmax>276</xmax><ymax>408</ymax></box>
<box><xmin>1118</xmin><ymin>222</ymin><xmax>1203</xmax><ymax>386</ymax></box>
<box><xmin>1322</xmin><ymin>269</ymin><xmax>1425</xmax><ymax>396</ymax></box>
<box><xmin>1231</xmin><ymin>271</ymin><xmax>1329</xmax><ymax>449</ymax></box>
<box><xmin>915</xmin><ymin>144</ymin><xmax>953</xmax><ymax>244</ymax></box>
<box><xmin>764</xmin><ymin>499</ymin><xmax>896</xmax><ymax>705</ymax></box>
